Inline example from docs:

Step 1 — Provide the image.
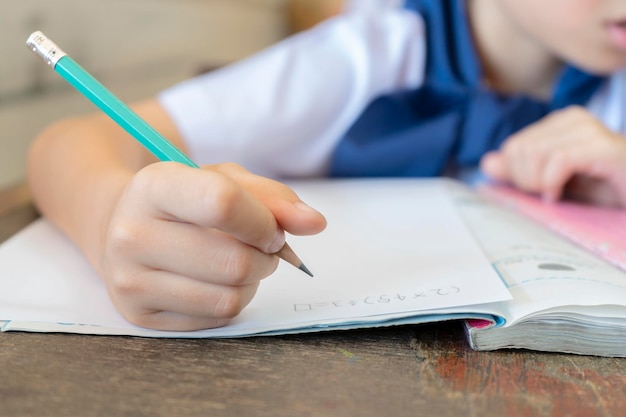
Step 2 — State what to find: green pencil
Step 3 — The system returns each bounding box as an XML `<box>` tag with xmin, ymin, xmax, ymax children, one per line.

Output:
<box><xmin>26</xmin><ymin>31</ymin><xmax>312</xmax><ymax>277</ymax></box>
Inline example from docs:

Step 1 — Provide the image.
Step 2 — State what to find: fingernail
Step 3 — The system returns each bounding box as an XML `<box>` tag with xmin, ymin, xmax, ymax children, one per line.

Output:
<box><xmin>294</xmin><ymin>201</ymin><xmax>321</xmax><ymax>215</ymax></box>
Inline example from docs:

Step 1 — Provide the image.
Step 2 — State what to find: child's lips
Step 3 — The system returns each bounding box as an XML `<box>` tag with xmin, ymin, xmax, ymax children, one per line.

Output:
<box><xmin>608</xmin><ymin>21</ymin><xmax>626</xmax><ymax>51</ymax></box>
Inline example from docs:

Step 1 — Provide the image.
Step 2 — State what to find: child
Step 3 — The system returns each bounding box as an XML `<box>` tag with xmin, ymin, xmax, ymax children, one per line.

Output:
<box><xmin>28</xmin><ymin>0</ymin><xmax>626</xmax><ymax>331</ymax></box>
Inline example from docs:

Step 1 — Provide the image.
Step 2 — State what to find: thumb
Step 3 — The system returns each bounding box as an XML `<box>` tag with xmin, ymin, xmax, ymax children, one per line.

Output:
<box><xmin>213</xmin><ymin>163</ymin><xmax>327</xmax><ymax>236</ymax></box>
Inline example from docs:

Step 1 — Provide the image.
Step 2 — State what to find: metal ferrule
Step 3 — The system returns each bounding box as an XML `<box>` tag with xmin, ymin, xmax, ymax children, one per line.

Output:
<box><xmin>26</xmin><ymin>31</ymin><xmax>67</xmax><ymax>68</ymax></box>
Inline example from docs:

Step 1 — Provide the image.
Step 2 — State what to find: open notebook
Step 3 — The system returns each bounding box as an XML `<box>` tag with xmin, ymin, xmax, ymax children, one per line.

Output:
<box><xmin>1</xmin><ymin>179</ymin><xmax>625</xmax><ymax>357</ymax></box>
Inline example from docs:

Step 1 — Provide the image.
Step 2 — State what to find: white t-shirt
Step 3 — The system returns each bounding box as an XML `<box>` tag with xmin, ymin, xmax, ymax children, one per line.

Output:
<box><xmin>158</xmin><ymin>7</ymin><xmax>626</xmax><ymax>180</ymax></box>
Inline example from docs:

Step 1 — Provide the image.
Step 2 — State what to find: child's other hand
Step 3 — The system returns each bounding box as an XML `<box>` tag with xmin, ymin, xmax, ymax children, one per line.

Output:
<box><xmin>100</xmin><ymin>162</ymin><xmax>326</xmax><ymax>331</ymax></box>
<box><xmin>480</xmin><ymin>106</ymin><xmax>626</xmax><ymax>208</ymax></box>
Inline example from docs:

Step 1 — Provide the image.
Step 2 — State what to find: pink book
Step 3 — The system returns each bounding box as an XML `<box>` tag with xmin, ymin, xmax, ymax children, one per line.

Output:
<box><xmin>477</xmin><ymin>183</ymin><xmax>626</xmax><ymax>272</ymax></box>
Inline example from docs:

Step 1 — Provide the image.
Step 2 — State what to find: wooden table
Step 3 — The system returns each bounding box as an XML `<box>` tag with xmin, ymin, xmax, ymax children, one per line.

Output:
<box><xmin>1</xmin><ymin>192</ymin><xmax>625</xmax><ymax>417</ymax></box>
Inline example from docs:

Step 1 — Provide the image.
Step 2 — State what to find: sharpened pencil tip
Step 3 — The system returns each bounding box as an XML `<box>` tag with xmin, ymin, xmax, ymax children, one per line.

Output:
<box><xmin>299</xmin><ymin>263</ymin><xmax>314</xmax><ymax>277</ymax></box>
<box><xmin>275</xmin><ymin>242</ymin><xmax>313</xmax><ymax>277</ymax></box>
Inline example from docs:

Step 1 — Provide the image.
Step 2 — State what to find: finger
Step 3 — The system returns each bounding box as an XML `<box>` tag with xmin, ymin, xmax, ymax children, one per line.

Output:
<box><xmin>109</xmin><ymin>217</ymin><xmax>279</xmax><ymax>285</ymax></box>
<box><xmin>214</xmin><ymin>163</ymin><xmax>327</xmax><ymax>236</ymax></box>
<box><xmin>487</xmin><ymin>140</ymin><xmax>544</xmax><ymax>193</ymax></box>
<box><xmin>480</xmin><ymin>151</ymin><xmax>510</xmax><ymax>182</ymax></box>
<box><xmin>108</xmin><ymin>269</ymin><xmax>260</xmax><ymax>329</ymax></box>
<box><xmin>484</xmin><ymin>137</ymin><xmax>541</xmax><ymax>191</ymax></box>
<box><xmin>563</xmin><ymin>175</ymin><xmax>623</xmax><ymax>207</ymax></box>
<box><xmin>128</xmin><ymin>311</ymin><xmax>231</xmax><ymax>332</ymax></box>
<box><xmin>490</xmin><ymin>108</ymin><xmax>595</xmax><ymax>193</ymax></box>
<box><xmin>127</xmin><ymin>162</ymin><xmax>284</xmax><ymax>253</ymax></box>
<box><xmin>261</xmin><ymin>198</ymin><xmax>328</xmax><ymax>235</ymax></box>
<box><xmin>540</xmin><ymin>143</ymin><xmax>602</xmax><ymax>202</ymax></box>
<box><xmin>506</xmin><ymin>142</ymin><xmax>544</xmax><ymax>192</ymax></box>
<box><xmin>498</xmin><ymin>124</ymin><xmax>569</xmax><ymax>192</ymax></box>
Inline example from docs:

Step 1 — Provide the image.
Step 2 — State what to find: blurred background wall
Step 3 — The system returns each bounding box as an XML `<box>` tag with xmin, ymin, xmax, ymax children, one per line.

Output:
<box><xmin>0</xmin><ymin>0</ymin><xmax>346</xmax><ymax>193</ymax></box>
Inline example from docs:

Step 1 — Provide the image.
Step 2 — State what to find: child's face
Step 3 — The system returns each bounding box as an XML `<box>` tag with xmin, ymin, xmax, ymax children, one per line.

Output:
<box><xmin>497</xmin><ymin>0</ymin><xmax>626</xmax><ymax>74</ymax></box>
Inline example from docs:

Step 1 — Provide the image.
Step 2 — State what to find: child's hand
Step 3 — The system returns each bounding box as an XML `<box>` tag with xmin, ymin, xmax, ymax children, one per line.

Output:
<box><xmin>480</xmin><ymin>106</ymin><xmax>626</xmax><ymax>208</ymax></box>
<box><xmin>100</xmin><ymin>162</ymin><xmax>326</xmax><ymax>331</ymax></box>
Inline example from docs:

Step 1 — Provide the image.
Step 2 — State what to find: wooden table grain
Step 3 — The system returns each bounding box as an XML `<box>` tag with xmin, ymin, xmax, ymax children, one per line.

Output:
<box><xmin>0</xmin><ymin>199</ymin><xmax>624</xmax><ymax>417</ymax></box>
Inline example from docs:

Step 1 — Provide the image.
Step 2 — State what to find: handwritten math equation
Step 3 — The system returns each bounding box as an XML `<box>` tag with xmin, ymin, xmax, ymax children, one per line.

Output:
<box><xmin>293</xmin><ymin>286</ymin><xmax>461</xmax><ymax>312</ymax></box>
